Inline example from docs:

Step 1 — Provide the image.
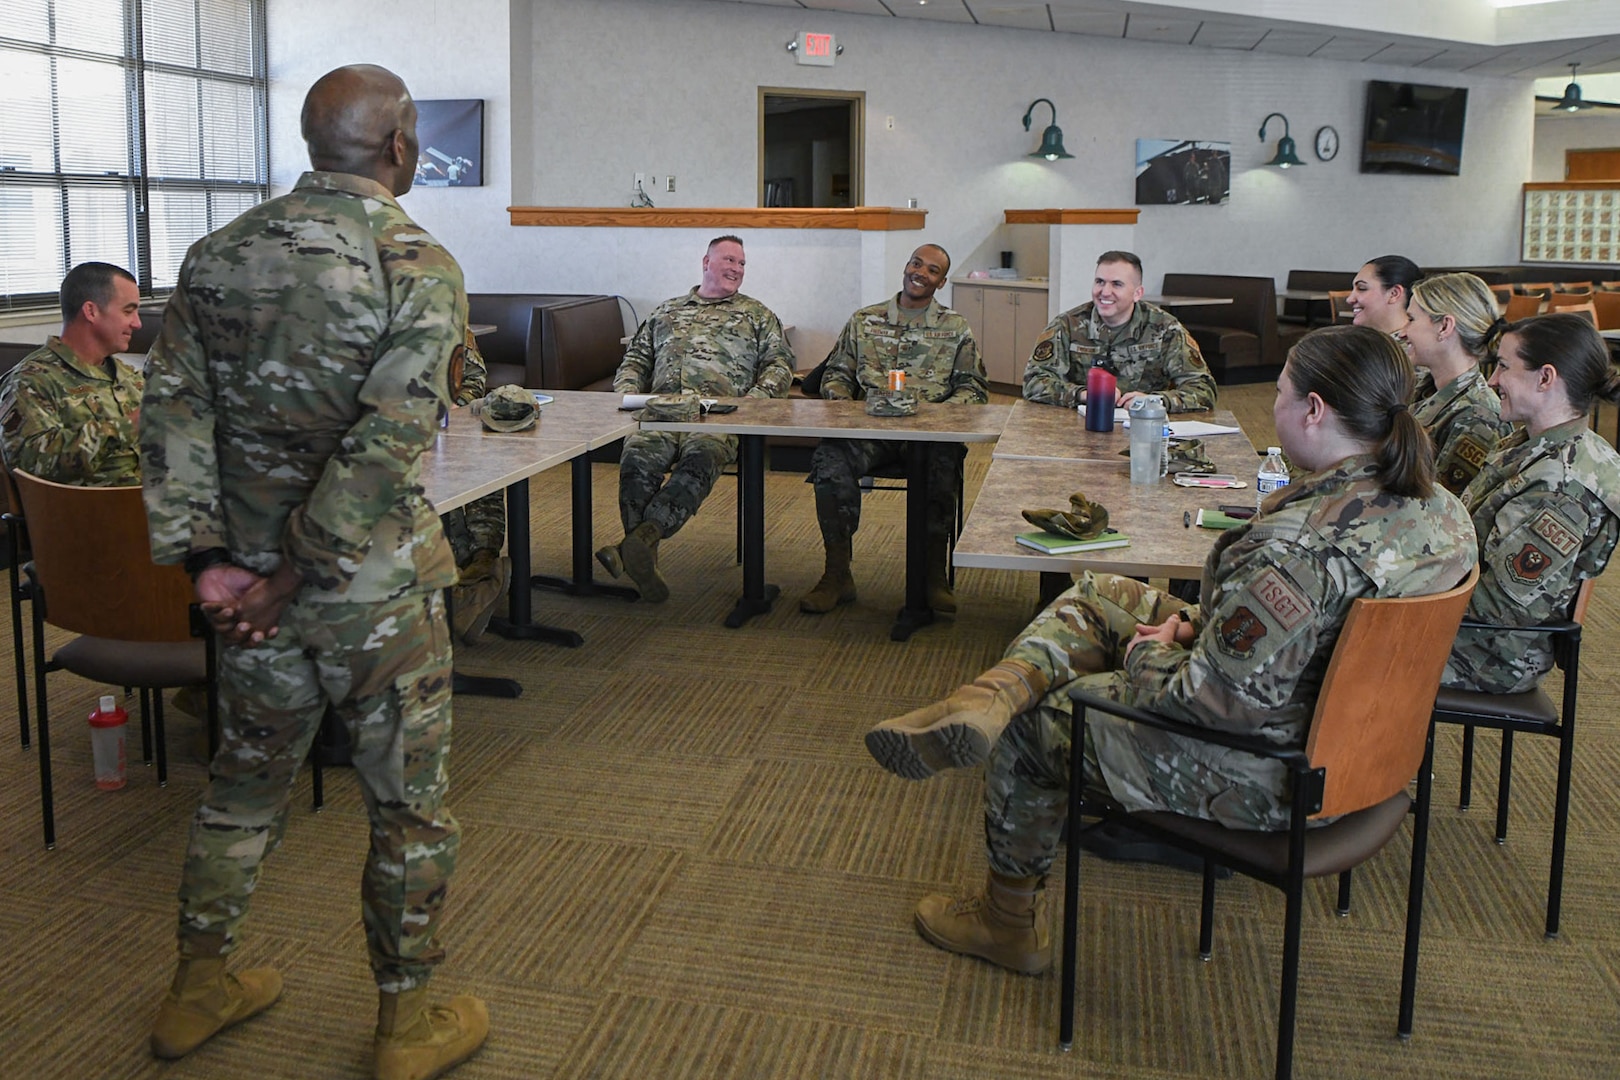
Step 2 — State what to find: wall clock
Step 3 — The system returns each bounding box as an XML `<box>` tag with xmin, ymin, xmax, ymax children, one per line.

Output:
<box><xmin>1314</xmin><ymin>126</ymin><xmax>1339</xmax><ymax>162</ymax></box>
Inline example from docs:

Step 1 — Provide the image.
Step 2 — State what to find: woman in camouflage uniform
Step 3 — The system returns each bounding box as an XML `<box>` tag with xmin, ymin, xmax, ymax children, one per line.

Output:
<box><xmin>866</xmin><ymin>326</ymin><xmax>1477</xmax><ymax>976</ymax></box>
<box><xmin>1402</xmin><ymin>272</ymin><xmax>1513</xmax><ymax>495</ymax></box>
<box><xmin>1444</xmin><ymin>313</ymin><xmax>1620</xmax><ymax>696</ymax></box>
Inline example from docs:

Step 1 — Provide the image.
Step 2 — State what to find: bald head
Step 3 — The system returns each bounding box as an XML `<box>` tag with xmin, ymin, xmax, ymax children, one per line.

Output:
<box><xmin>300</xmin><ymin>64</ymin><xmax>419</xmax><ymax>195</ymax></box>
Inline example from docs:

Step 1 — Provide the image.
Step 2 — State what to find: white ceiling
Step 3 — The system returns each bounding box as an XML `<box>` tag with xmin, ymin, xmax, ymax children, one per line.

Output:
<box><xmin>711</xmin><ymin>0</ymin><xmax>1620</xmax><ymax>78</ymax></box>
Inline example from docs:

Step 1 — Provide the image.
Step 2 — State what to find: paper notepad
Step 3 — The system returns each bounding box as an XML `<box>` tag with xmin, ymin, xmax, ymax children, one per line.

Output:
<box><xmin>1195</xmin><ymin>509</ymin><xmax>1248</xmax><ymax>530</ymax></box>
<box><xmin>1015</xmin><ymin>529</ymin><xmax>1130</xmax><ymax>554</ymax></box>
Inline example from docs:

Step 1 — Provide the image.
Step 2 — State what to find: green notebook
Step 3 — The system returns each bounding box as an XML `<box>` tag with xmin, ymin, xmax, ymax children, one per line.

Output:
<box><xmin>1195</xmin><ymin>508</ymin><xmax>1248</xmax><ymax>530</ymax></box>
<box><xmin>1015</xmin><ymin>529</ymin><xmax>1129</xmax><ymax>555</ymax></box>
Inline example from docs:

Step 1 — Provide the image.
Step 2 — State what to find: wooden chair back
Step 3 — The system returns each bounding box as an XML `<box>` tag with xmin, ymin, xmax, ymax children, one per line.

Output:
<box><xmin>1553</xmin><ymin>301</ymin><xmax>1599</xmax><ymax>328</ymax></box>
<box><xmin>1489</xmin><ymin>285</ymin><xmax>1513</xmax><ymax>307</ymax></box>
<box><xmin>1570</xmin><ymin>576</ymin><xmax>1596</xmax><ymax>627</ymax></box>
<box><xmin>1554</xmin><ymin>282</ymin><xmax>1593</xmax><ymax>295</ymax></box>
<box><xmin>1515</xmin><ymin>282</ymin><xmax>1556</xmax><ymax>298</ymax></box>
<box><xmin>1503</xmin><ymin>294</ymin><xmax>1543</xmax><ymax>321</ymax></box>
<box><xmin>10</xmin><ymin>471</ymin><xmax>194</xmax><ymax>642</ymax></box>
<box><xmin>1597</xmin><ymin>280</ymin><xmax>1620</xmax><ymax>292</ymax></box>
<box><xmin>1589</xmin><ymin>292</ymin><xmax>1620</xmax><ymax>331</ymax></box>
<box><xmin>1549</xmin><ymin>292</ymin><xmax>1595</xmax><ymax>310</ymax></box>
<box><xmin>1305</xmin><ymin>566</ymin><xmax>1478</xmax><ymax>819</ymax></box>
<box><xmin>1326</xmin><ymin>290</ymin><xmax>1354</xmax><ymax>324</ymax></box>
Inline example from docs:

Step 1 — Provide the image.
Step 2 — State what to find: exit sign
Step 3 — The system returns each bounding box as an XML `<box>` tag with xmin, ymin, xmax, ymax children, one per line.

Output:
<box><xmin>795</xmin><ymin>31</ymin><xmax>836</xmax><ymax>66</ymax></box>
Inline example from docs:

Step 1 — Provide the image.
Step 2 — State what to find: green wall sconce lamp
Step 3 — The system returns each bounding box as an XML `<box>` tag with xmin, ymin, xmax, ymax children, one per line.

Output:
<box><xmin>1555</xmin><ymin>64</ymin><xmax>1594</xmax><ymax>112</ymax></box>
<box><xmin>1259</xmin><ymin>112</ymin><xmax>1305</xmax><ymax>168</ymax></box>
<box><xmin>1022</xmin><ymin>98</ymin><xmax>1072</xmax><ymax>160</ymax></box>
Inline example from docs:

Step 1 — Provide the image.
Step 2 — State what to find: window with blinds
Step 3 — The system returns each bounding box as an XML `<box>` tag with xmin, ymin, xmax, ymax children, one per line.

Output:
<box><xmin>0</xmin><ymin>0</ymin><xmax>268</xmax><ymax>313</ymax></box>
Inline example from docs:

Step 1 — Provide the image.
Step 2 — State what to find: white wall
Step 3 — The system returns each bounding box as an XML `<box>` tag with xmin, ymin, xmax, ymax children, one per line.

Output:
<box><xmin>257</xmin><ymin>0</ymin><xmax>1538</xmax><ymax>365</ymax></box>
<box><xmin>1532</xmin><ymin>114</ymin><xmax>1620</xmax><ymax>182</ymax></box>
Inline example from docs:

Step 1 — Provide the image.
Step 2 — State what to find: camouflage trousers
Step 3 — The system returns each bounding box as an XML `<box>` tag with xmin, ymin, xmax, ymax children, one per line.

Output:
<box><xmin>441</xmin><ymin>490</ymin><xmax>506</xmax><ymax>572</ymax></box>
<box><xmin>618</xmin><ymin>429</ymin><xmax>737</xmax><ymax>539</ymax></box>
<box><xmin>176</xmin><ymin>589</ymin><xmax>460</xmax><ymax>993</ymax></box>
<box><xmin>986</xmin><ymin>573</ymin><xmax>1194</xmax><ymax>878</ymax></box>
<box><xmin>806</xmin><ymin>438</ymin><xmax>964</xmax><ymax>541</ymax></box>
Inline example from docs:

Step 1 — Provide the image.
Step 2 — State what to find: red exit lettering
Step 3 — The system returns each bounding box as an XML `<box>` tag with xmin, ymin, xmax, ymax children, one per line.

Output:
<box><xmin>805</xmin><ymin>33</ymin><xmax>831</xmax><ymax>56</ymax></box>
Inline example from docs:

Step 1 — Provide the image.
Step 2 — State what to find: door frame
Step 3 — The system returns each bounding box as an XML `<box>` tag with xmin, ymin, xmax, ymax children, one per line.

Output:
<box><xmin>757</xmin><ymin>87</ymin><xmax>865</xmax><ymax>208</ymax></box>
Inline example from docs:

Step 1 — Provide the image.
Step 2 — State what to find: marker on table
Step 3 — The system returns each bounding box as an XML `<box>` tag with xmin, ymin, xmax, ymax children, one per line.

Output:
<box><xmin>1183</xmin><ymin>510</ymin><xmax>1191</xmax><ymax>529</ymax></box>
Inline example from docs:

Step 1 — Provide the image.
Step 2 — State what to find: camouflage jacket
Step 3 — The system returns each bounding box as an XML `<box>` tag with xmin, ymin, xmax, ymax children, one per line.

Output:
<box><xmin>1021</xmin><ymin>300</ymin><xmax>1217</xmax><ymax>413</ymax></box>
<box><xmin>141</xmin><ymin>170</ymin><xmax>464</xmax><ymax>602</ymax></box>
<box><xmin>1446</xmin><ymin>418</ymin><xmax>1620</xmax><ymax>694</ymax></box>
<box><xmin>1099</xmin><ymin>457</ymin><xmax>1476</xmax><ymax>828</ymax></box>
<box><xmin>0</xmin><ymin>337</ymin><xmax>144</xmax><ymax>486</ymax></box>
<box><xmin>452</xmin><ymin>324</ymin><xmax>487</xmax><ymax>405</ymax></box>
<box><xmin>1413</xmin><ymin>367</ymin><xmax>1511</xmax><ymax>496</ymax></box>
<box><xmin>819</xmin><ymin>296</ymin><xmax>987</xmax><ymax>405</ymax></box>
<box><xmin>615</xmin><ymin>289</ymin><xmax>794</xmax><ymax>399</ymax></box>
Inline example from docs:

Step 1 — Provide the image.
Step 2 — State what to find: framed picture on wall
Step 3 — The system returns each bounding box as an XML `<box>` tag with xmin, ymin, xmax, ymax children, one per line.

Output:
<box><xmin>1135</xmin><ymin>139</ymin><xmax>1230</xmax><ymax>206</ymax></box>
<box><xmin>413</xmin><ymin>99</ymin><xmax>484</xmax><ymax>187</ymax></box>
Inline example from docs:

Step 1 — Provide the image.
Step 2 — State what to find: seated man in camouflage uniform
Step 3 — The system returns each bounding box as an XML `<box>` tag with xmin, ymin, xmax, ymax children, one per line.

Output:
<box><xmin>596</xmin><ymin>234</ymin><xmax>794</xmax><ymax>602</ymax></box>
<box><xmin>800</xmin><ymin>244</ymin><xmax>987</xmax><ymax>616</ymax></box>
<box><xmin>1022</xmin><ymin>250</ymin><xmax>1216</xmax><ymax>413</ymax></box>
<box><xmin>442</xmin><ymin>325</ymin><xmax>508</xmax><ymax>644</ymax></box>
<box><xmin>0</xmin><ymin>261</ymin><xmax>146</xmax><ymax>485</ymax></box>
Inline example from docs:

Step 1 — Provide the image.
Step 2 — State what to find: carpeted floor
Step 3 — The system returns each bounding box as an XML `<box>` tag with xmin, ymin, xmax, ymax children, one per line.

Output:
<box><xmin>2</xmin><ymin>383</ymin><xmax>1618</xmax><ymax>1079</ymax></box>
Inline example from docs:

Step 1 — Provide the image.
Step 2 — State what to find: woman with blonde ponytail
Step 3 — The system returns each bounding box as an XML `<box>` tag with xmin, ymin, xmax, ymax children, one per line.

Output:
<box><xmin>1403</xmin><ymin>272</ymin><xmax>1513</xmax><ymax>494</ymax></box>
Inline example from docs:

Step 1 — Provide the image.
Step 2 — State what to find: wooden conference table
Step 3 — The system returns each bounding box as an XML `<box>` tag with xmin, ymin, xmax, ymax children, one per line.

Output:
<box><xmin>643</xmin><ymin>398</ymin><xmax>1011</xmax><ymax>640</ymax></box>
<box><xmin>960</xmin><ymin>399</ymin><xmax>1260</xmax><ymax>603</ymax></box>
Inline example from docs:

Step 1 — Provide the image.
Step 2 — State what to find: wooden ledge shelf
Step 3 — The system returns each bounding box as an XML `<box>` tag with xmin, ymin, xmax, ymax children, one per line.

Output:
<box><xmin>507</xmin><ymin>206</ymin><xmax>928</xmax><ymax>230</ymax></box>
<box><xmin>1004</xmin><ymin>208</ymin><xmax>1140</xmax><ymax>225</ymax></box>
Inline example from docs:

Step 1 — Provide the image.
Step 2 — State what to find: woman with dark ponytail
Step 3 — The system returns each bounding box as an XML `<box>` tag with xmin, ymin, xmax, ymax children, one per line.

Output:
<box><xmin>1403</xmin><ymin>272</ymin><xmax>1513</xmax><ymax>494</ymax></box>
<box><xmin>1445</xmin><ymin>313</ymin><xmax>1620</xmax><ymax>695</ymax></box>
<box><xmin>862</xmin><ymin>324</ymin><xmax>1477</xmax><ymax>976</ymax></box>
<box><xmin>1349</xmin><ymin>254</ymin><xmax>1422</xmax><ymax>336</ymax></box>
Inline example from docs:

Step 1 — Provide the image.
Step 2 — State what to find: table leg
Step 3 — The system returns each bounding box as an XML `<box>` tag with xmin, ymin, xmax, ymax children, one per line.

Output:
<box><xmin>890</xmin><ymin>442</ymin><xmax>936</xmax><ymax>642</ymax></box>
<box><xmin>1039</xmin><ymin>571</ymin><xmax>1069</xmax><ymax>609</ymax></box>
<box><xmin>725</xmin><ymin>433</ymin><xmax>779</xmax><ymax>628</ymax></box>
<box><xmin>488</xmin><ymin>476</ymin><xmax>585</xmax><ymax>648</ymax></box>
<box><xmin>530</xmin><ymin>454</ymin><xmax>637</xmax><ymax>601</ymax></box>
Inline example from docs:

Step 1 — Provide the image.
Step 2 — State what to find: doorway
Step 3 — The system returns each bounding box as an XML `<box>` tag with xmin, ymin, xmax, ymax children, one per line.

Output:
<box><xmin>758</xmin><ymin>89</ymin><xmax>863</xmax><ymax>208</ymax></box>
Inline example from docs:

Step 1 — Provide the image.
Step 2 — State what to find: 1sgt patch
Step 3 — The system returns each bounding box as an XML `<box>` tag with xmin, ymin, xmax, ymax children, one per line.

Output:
<box><xmin>1251</xmin><ymin>567</ymin><xmax>1310</xmax><ymax>631</ymax></box>
<box><xmin>1217</xmin><ymin>606</ymin><xmax>1268</xmax><ymax>659</ymax></box>
<box><xmin>1031</xmin><ymin>339</ymin><xmax>1055</xmax><ymax>362</ymax></box>
<box><xmin>1529</xmin><ymin>509</ymin><xmax>1581</xmax><ymax>558</ymax></box>
<box><xmin>1455</xmin><ymin>436</ymin><xmax>1489</xmax><ymax>471</ymax></box>
<box><xmin>1507</xmin><ymin>542</ymin><xmax>1552</xmax><ymax>584</ymax></box>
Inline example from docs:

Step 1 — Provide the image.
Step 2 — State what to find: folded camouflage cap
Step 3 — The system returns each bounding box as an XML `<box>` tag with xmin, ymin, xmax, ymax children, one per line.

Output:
<box><xmin>641</xmin><ymin>393</ymin><xmax>702</xmax><ymax>422</ymax></box>
<box><xmin>476</xmin><ymin>385</ymin><xmax>539</xmax><ymax>432</ymax></box>
<box><xmin>1117</xmin><ymin>437</ymin><xmax>1216</xmax><ymax>475</ymax></box>
<box><xmin>1022</xmin><ymin>490</ymin><xmax>1110</xmax><ymax>539</ymax></box>
<box><xmin>865</xmin><ymin>389</ymin><xmax>918</xmax><ymax>417</ymax></box>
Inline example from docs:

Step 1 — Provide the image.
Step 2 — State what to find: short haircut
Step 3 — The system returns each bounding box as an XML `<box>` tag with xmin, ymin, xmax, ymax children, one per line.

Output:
<box><xmin>1095</xmin><ymin>251</ymin><xmax>1143</xmax><ymax>278</ymax></box>
<box><xmin>60</xmin><ymin>262</ymin><xmax>137</xmax><ymax>325</ymax></box>
<box><xmin>915</xmin><ymin>243</ymin><xmax>952</xmax><ymax>275</ymax></box>
<box><xmin>708</xmin><ymin>234</ymin><xmax>744</xmax><ymax>253</ymax></box>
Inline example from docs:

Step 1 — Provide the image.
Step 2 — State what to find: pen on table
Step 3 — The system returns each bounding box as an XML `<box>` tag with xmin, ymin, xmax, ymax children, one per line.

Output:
<box><xmin>1183</xmin><ymin>510</ymin><xmax>1191</xmax><ymax>528</ymax></box>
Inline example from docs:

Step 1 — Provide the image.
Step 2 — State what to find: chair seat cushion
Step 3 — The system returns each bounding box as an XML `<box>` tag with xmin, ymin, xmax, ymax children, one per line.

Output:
<box><xmin>54</xmin><ymin>636</ymin><xmax>206</xmax><ymax>688</ymax></box>
<box><xmin>1131</xmin><ymin>790</ymin><xmax>1412</xmax><ymax>879</ymax></box>
<box><xmin>1433</xmin><ymin>685</ymin><xmax>1557</xmax><ymax>725</ymax></box>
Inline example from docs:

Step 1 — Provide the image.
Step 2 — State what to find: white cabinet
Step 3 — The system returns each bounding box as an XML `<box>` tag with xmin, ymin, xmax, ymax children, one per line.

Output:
<box><xmin>951</xmin><ymin>281</ymin><xmax>1049</xmax><ymax>390</ymax></box>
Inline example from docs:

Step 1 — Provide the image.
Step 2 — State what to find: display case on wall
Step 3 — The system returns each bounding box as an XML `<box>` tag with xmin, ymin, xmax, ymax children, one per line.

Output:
<box><xmin>1522</xmin><ymin>182</ymin><xmax>1620</xmax><ymax>265</ymax></box>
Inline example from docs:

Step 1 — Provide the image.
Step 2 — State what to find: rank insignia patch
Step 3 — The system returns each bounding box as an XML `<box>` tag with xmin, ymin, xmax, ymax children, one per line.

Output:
<box><xmin>1529</xmin><ymin>510</ymin><xmax>1580</xmax><ymax>558</ymax></box>
<box><xmin>1217</xmin><ymin>606</ymin><xmax>1268</xmax><ymax>658</ymax></box>
<box><xmin>1508</xmin><ymin>542</ymin><xmax>1552</xmax><ymax>584</ymax></box>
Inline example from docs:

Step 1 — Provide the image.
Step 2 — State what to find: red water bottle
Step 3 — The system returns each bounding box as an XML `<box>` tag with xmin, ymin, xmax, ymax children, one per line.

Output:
<box><xmin>1084</xmin><ymin>365</ymin><xmax>1117</xmax><ymax>432</ymax></box>
<box><xmin>88</xmin><ymin>694</ymin><xmax>128</xmax><ymax>790</ymax></box>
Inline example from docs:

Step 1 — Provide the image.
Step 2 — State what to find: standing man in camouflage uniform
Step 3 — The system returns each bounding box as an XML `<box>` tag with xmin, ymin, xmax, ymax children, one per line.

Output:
<box><xmin>1444</xmin><ymin>313</ymin><xmax>1620</xmax><ymax>695</ymax></box>
<box><xmin>0</xmin><ymin>261</ymin><xmax>145</xmax><ymax>485</ymax></box>
<box><xmin>1022</xmin><ymin>250</ymin><xmax>1216</xmax><ymax>413</ymax></box>
<box><xmin>140</xmin><ymin>65</ymin><xmax>487</xmax><ymax>1080</ymax></box>
<box><xmin>442</xmin><ymin>325</ymin><xmax>509</xmax><ymax>645</ymax></box>
<box><xmin>596</xmin><ymin>234</ymin><xmax>794</xmax><ymax>602</ymax></box>
<box><xmin>866</xmin><ymin>327</ymin><xmax>1474</xmax><ymax>975</ymax></box>
<box><xmin>800</xmin><ymin>244</ymin><xmax>987</xmax><ymax>616</ymax></box>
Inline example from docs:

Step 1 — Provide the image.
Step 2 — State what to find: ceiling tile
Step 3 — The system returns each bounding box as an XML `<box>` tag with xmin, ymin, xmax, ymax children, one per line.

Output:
<box><xmin>890</xmin><ymin>1</ymin><xmax>978</xmax><ymax>24</ymax></box>
<box><xmin>1367</xmin><ymin>44</ymin><xmax>1450</xmax><ymax>67</ymax></box>
<box><xmin>1049</xmin><ymin>9</ymin><xmax>1127</xmax><ymax>37</ymax></box>
<box><xmin>965</xmin><ymin>2</ymin><xmax>1053</xmax><ymax>32</ymax></box>
<box><xmin>1190</xmin><ymin>20</ymin><xmax>1266</xmax><ymax>50</ymax></box>
<box><xmin>1251</xmin><ymin>29</ymin><xmax>1334</xmax><ymax>58</ymax></box>
<box><xmin>1308</xmin><ymin>36</ymin><xmax>1387</xmax><ymax>62</ymax></box>
<box><xmin>1123</xmin><ymin>14</ymin><xmax>1201</xmax><ymax>46</ymax></box>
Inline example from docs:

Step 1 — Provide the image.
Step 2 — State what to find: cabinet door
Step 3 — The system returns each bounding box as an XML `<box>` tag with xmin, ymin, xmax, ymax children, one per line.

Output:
<box><xmin>1010</xmin><ymin>290</ymin><xmax>1051</xmax><ymax>386</ymax></box>
<box><xmin>952</xmin><ymin>282</ymin><xmax>984</xmax><ymax>341</ymax></box>
<box><xmin>981</xmin><ymin>289</ymin><xmax>1019</xmax><ymax>386</ymax></box>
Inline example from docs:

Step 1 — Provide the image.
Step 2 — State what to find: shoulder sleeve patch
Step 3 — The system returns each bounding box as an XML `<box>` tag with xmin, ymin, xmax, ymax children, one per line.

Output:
<box><xmin>1506</xmin><ymin>542</ymin><xmax>1554</xmax><ymax>584</ymax></box>
<box><xmin>1455</xmin><ymin>435</ymin><xmax>1489</xmax><ymax>470</ymax></box>
<box><xmin>1529</xmin><ymin>509</ymin><xmax>1581</xmax><ymax>558</ymax></box>
<box><xmin>1251</xmin><ymin>567</ymin><xmax>1311</xmax><ymax>630</ymax></box>
<box><xmin>1031</xmin><ymin>339</ymin><xmax>1055</xmax><ymax>363</ymax></box>
<box><xmin>1217</xmin><ymin>605</ymin><xmax>1268</xmax><ymax>659</ymax></box>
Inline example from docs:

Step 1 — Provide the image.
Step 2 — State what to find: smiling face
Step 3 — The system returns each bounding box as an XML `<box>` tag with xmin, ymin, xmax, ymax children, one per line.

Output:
<box><xmin>1487</xmin><ymin>332</ymin><xmax>1546</xmax><ymax>427</ymax></box>
<box><xmin>1349</xmin><ymin>262</ymin><xmax>1410</xmax><ymax>335</ymax></box>
<box><xmin>700</xmin><ymin>240</ymin><xmax>746</xmax><ymax>299</ymax></box>
<box><xmin>85</xmin><ymin>275</ymin><xmax>143</xmax><ymax>358</ymax></box>
<box><xmin>898</xmin><ymin>245</ymin><xmax>949</xmax><ymax>309</ymax></box>
<box><xmin>1092</xmin><ymin>259</ymin><xmax>1144</xmax><ymax>328</ymax></box>
<box><xmin>1398</xmin><ymin>300</ymin><xmax>1447</xmax><ymax>366</ymax></box>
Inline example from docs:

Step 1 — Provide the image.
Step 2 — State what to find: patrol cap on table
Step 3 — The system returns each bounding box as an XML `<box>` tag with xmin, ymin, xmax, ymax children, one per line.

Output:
<box><xmin>474</xmin><ymin>384</ymin><xmax>539</xmax><ymax>432</ymax></box>
<box><xmin>641</xmin><ymin>393</ymin><xmax>702</xmax><ymax>422</ymax></box>
<box><xmin>865</xmin><ymin>389</ymin><xmax>918</xmax><ymax>417</ymax></box>
<box><xmin>1021</xmin><ymin>490</ymin><xmax>1110</xmax><ymax>539</ymax></box>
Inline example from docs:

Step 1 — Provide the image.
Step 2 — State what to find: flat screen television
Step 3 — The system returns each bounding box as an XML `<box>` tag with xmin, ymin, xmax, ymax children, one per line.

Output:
<box><xmin>1360</xmin><ymin>80</ymin><xmax>1468</xmax><ymax>176</ymax></box>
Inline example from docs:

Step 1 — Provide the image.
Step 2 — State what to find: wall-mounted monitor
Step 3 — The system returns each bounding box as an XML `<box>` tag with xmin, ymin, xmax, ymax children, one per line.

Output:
<box><xmin>1360</xmin><ymin>81</ymin><xmax>1468</xmax><ymax>177</ymax></box>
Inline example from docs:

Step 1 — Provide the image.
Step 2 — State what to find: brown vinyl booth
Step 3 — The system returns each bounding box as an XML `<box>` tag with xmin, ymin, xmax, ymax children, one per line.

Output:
<box><xmin>1159</xmin><ymin>273</ymin><xmax>1282</xmax><ymax>383</ymax></box>
<box><xmin>466</xmin><ymin>293</ymin><xmax>627</xmax><ymax>391</ymax></box>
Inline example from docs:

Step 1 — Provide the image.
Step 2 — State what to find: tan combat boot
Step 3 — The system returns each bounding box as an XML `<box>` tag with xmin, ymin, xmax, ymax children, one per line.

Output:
<box><xmin>914</xmin><ymin>871</ymin><xmax>1051</xmax><ymax>975</ymax></box>
<box><xmin>864</xmin><ymin>659</ymin><xmax>1049</xmax><ymax>779</ymax></box>
<box><xmin>800</xmin><ymin>534</ymin><xmax>856</xmax><ymax>613</ymax></box>
<box><xmin>374</xmin><ymin>986</ymin><xmax>489</xmax><ymax>1080</ymax></box>
<box><xmin>618</xmin><ymin>521</ymin><xmax>669</xmax><ymax>603</ymax></box>
<box><xmin>926</xmin><ymin>533</ymin><xmax>956</xmax><ymax>616</ymax></box>
<box><xmin>150</xmin><ymin>956</ymin><xmax>283</xmax><ymax>1059</ymax></box>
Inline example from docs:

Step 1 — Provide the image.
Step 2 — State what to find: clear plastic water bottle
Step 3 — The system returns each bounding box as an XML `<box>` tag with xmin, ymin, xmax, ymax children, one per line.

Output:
<box><xmin>1257</xmin><ymin>445</ymin><xmax>1289</xmax><ymax>513</ymax></box>
<box><xmin>1128</xmin><ymin>396</ymin><xmax>1167</xmax><ymax>484</ymax></box>
<box><xmin>88</xmin><ymin>694</ymin><xmax>127</xmax><ymax>791</ymax></box>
